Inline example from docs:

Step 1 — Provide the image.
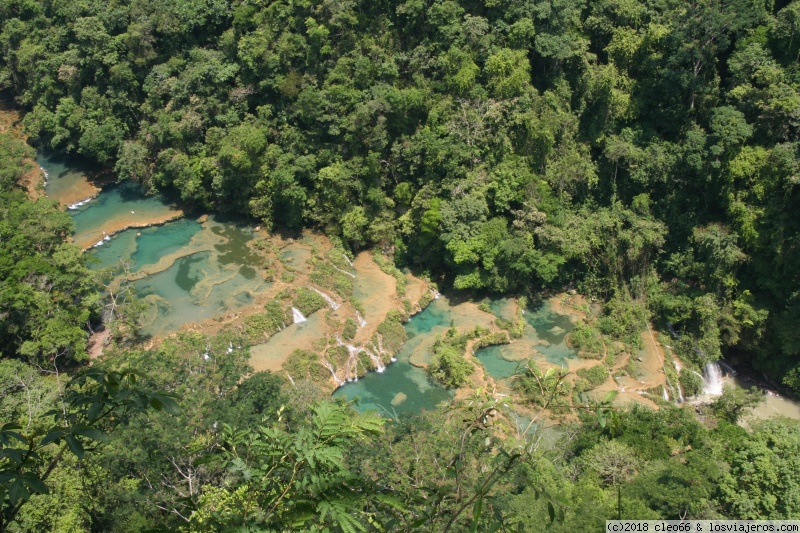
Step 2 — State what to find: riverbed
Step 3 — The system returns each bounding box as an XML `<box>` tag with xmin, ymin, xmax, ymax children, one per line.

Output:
<box><xmin>37</xmin><ymin>152</ymin><xmax>800</xmax><ymax>424</ymax></box>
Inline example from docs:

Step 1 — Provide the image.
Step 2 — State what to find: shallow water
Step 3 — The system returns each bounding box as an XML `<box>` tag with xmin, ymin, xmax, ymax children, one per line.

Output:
<box><xmin>333</xmin><ymin>299</ymin><xmax>454</xmax><ymax>417</ymax></box>
<box><xmin>38</xmin><ymin>150</ymin><xmax>99</xmax><ymax>206</ymax></box>
<box><xmin>124</xmin><ymin>217</ymin><xmax>268</xmax><ymax>337</ymax></box>
<box><xmin>71</xmin><ymin>181</ymin><xmax>180</xmax><ymax>249</ymax></box>
<box><xmin>475</xmin><ymin>301</ymin><xmax>578</xmax><ymax>384</ymax></box>
<box><xmin>251</xmin><ymin>313</ymin><xmax>326</xmax><ymax>373</ymax></box>
<box><xmin>88</xmin><ymin>217</ymin><xmax>202</xmax><ymax>272</ymax></box>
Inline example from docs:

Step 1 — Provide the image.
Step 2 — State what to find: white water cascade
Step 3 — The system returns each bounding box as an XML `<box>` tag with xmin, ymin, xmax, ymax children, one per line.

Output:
<box><xmin>703</xmin><ymin>362</ymin><xmax>724</xmax><ymax>396</ymax></box>
<box><xmin>68</xmin><ymin>196</ymin><xmax>95</xmax><ymax>210</ymax></box>
<box><xmin>355</xmin><ymin>311</ymin><xmax>367</xmax><ymax>328</ymax></box>
<box><xmin>342</xmin><ymin>253</ymin><xmax>355</xmax><ymax>268</ymax></box>
<box><xmin>662</xmin><ymin>386</ymin><xmax>669</xmax><ymax>401</ymax></box>
<box><xmin>336</xmin><ymin>336</ymin><xmax>385</xmax><ymax>373</ymax></box>
<box><xmin>312</xmin><ymin>288</ymin><xmax>341</xmax><ymax>310</ymax></box>
<box><xmin>333</xmin><ymin>265</ymin><xmax>356</xmax><ymax>278</ymax></box>
<box><xmin>430</xmin><ymin>287</ymin><xmax>441</xmax><ymax>299</ymax></box>
<box><xmin>322</xmin><ymin>360</ymin><xmax>344</xmax><ymax>387</ymax></box>
<box><xmin>292</xmin><ymin>307</ymin><xmax>307</xmax><ymax>324</ymax></box>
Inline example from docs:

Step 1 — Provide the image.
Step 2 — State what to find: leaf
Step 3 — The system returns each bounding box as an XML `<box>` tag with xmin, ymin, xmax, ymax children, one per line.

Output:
<box><xmin>65</xmin><ymin>435</ymin><xmax>85</xmax><ymax>459</ymax></box>
<box><xmin>73</xmin><ymin>426</ymin><xmax>106</xmax><ymax>442</ymax></box>
<box><xmin>547</xmin><ymin>501</ymin><xmax>555</xmax><ymax>523</ymax></box>
<box><xmin>602</xmin><ymin>390</ymin><xmax>619</xmax><ymax>403</ymax></box>
<box><xmin>87</xmin><ymin>401</ymin><xmax>103</xmax><ymax>422</ymax></box>
<box><xmin>22</xmin><ymin>475</ymin><xmax>49</xmax><ymax>495</ymax></box>
<box><xmin>159</xmin><ymin>396</ymin><xmax>180</xmax><ymax>415</ymax></box>
<box><xmin>9</xmin><ymin>478</ymin><xmax>29</xmax><ymax>506</ymax></box>
<box><xmin>470</xmin><ymin>496</ymin><xmax>483</xmax><ymax>532</ymax></box>
<box><xmin>40</xmin><ymin>429</ymin><xmax>64</xmax><ymax>446</ymax></box>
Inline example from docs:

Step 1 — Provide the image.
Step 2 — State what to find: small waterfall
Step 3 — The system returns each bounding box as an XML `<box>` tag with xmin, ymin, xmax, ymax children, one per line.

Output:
<box><xmin>337</xmin><ymin>336</ymin><xmax>385</xmax><ymax>373</ymax></box>
<box><xmin>703</xmin><ymin>362</ymin><xmax>724</xmax><ymax>396</ymax></box>
<box><xmin>285</xmin><ymin>372</ymin><xmax>296</xmax><ymax>386</ymax></box>
<box><xmin>312</xmin><ymin>288</ymin><xmax>341</xmax><ymax>310</ymax></box>
<box><xmin>292</xmin><ymin>307</ymin><xmax>307</xmax><ymax>324</ymax></box>
<box><xmin>342</xmin><ymin>253</ymin><xmax>355</xmax><ymax>268</ymax></box>
<box><xmin>227</xmin><ymin>342</ymin><xmax>233</xmax><ymax>354</ymax></box>
<box><xmin>68</xmin><ymin>196</ymin><xmax>96</xmax><ymax>210</ymax></box>
<box><xmin>666</xmin><ymin>322</ymin><xmax>681</xmax><ymax>339</ymax></box>
<box><xmin>662</xmin><ymin>385</ymin><xmax>669</xmax><ymax>401</ymax></box>
<box><xmin>355</xmin><ymin>311</ymin><xmax>367</xmax><ymax>328</ymax></box>
<box><xmin>333</xmin><ymin>265</ymin><xmax>356</xmax><ymax>278</ymax></box>
<box><xmin>321</xmin><ymin>360</ymin><xmax>343</xmax><ymax>387</ymax></box>
<box><xmin>430</xmin><ymin>287</ymin><xmax>441</xmax><ymax>299</ymax></box>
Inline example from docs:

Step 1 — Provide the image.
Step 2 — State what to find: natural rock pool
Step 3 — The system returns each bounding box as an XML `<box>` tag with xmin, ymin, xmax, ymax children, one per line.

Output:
<box><xmin>40</xmin><ymin>153</ymin><xmax>800</xmax><ymax>423</ymax></box>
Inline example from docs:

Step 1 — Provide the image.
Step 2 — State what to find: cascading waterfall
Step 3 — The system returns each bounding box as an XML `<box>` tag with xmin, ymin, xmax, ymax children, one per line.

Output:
<box><xmin>312</xmin><ymin>288</ymin><xmax>341</xmax><ymax>310</ymax></box>
<box><xmin>285</xmin><ymin>372</ymin><xmax>296</xmax><ymax>386</ymax></box>
<box><xmin>703</xmin><ymin>362</ymin><xmax>724</xmax><ymax>396</ymax></box>
<box><xmin>336</xmin><ymin>336</ymin><xmax>385</xmax><ymax>373</ymax></box>
<box><xmin>322</xmin><ymin>360</ymin><xmax>343</xmax><ymax>387</ymax></box>
<box><xmin>342</xmin><ymin>253</ymin><xmax>355</xmax><ymax>268</ymax></box>
<box><xmin>333</xmin><ymin>265</ymin><xmax>356</xmax><ymax>278</ymax></box>
<box><xmin>68</xmin><ymin>196</ymin><xmax>95</xmax><ymax>210</ymax></box>
<box><xmin>430</xmin><ymin>287</ymin><xmax>441</xmax><ymax>299</ymax></box>
<box><xmin>355</xmin><ymin>311</ymin><xmax>367</xmax><ymax>327</ymax></box>
<box><xmin>662</xmin><ymin>385</ymin><xmax>669</xmax><ymax>401</ymax></box>
<box><xmin>292</xmin><ymin>307</ymin><xmax>307</xmax><ymax>324</ymax></box>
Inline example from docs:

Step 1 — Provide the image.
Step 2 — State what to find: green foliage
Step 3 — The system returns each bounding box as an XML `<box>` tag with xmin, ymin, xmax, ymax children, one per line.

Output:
<box><xmin>0</xmin><ymin>135</ymin><xmax>99</xmax><ymax>365</ymax></box>
<box><xmin>342</xmin><ymin>317</ymin><xmax>357</xmax><ymax>342</ymax></box>
<box><xmin>570</xmin><ymin>322</ymin><xmax>604</xmax><ymax>357</ymax></box>
<box><xmin>190</xmin><ymin>402</ymin><xmax>385</xmax><ymax>532</ymax></box>
<box><xmin>284</xmin><ymin>349</ymin><xmax>330</xmax><ymax>383</ymax></box>
<box><xmin>292</xmin><ymin>287</ymin><xmax>327</xmax><ymax>317</ymax></box>
<box><xmin>0</xmin><ymin>367</ymin><xmax>174</xmax><ymax>530</ymax></box>
<box><xmin>711</xmin><ymin>384</ymin><xmax>765</xmax><ymax>423</ymax></box>
<box><xmin>515</xmin><ymin>362</ymin><xmax>572</xmax><ymax>412</ymax></box>
<box><xmin>679</xmin><ymin>369</ymin><xmax>705</xmax><ymax>398</ymax></box>
<box><xmin>428</xmin><ymin>328</ymin><xmax>473</xmax><ymax>388</ymax></box>
<box><xmin>576</xmin><ymin>364</ymin><xmax>610</xmax><ymax>391</ymax></box>
<box><xmin>242</xmin><ymin>301</ymin><xmax>290</xmax><ymax>343</ymax></box>
<box><xmin>376</xmin><ymin>313</ymin><xmax>407</xmax><ymax>355</ymax></box>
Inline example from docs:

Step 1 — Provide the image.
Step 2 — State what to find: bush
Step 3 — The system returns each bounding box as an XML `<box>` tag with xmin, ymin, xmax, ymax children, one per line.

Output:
<box><xmin>429</xmin><ymin>345</ymin><xmax>473</xmax><ymax>388</ymax></box>
<box><xmin>569</xmin><ymin>322</ymin><xmax>604</xmax><ymax>355</ymax></box>
<box><xmin>377</xmin><ymin>315</ymin><xmax>407</xmax><ymax>354</ymax></box>
<box><xmin>576</xmin><ymin>364</ymin><xmax>609</xmax><ymax>390</ymax></box>
<box><xmin>243</xmin><ymin>301</ymin><xmax>290</xmax><ymax>343</ymax></box>
<box><xmin>293</xmin><ymin>287</ymin><xmax>327</xmax><ymax>316</ymax></box>
<box><xmin>679</xmin><ymin>369</ymin><xmax>703</xmax><ymax>397</ymax></box>
<box><xmin>598</xmin><ymin>296</ymin><xmax>648</xmax><ymax>343</ymax></box>
<box><xmin>428</xmin><ymin>329</ymin><xmax>472</xmax><ymax>388</ymax></box>
<box><xmin>342</xmin><ymin>317</ymin><xmax>357</xmax><ymax>341</ymax></box>
<box><xmin>514</xmin><ymin>361</ymin><xmax>572</xmax><ymax>411</ymax></box>
<box><xmin>284</xmin><ymin>349</ymin><xmax>330</xmax><ymax>383</ymax></box>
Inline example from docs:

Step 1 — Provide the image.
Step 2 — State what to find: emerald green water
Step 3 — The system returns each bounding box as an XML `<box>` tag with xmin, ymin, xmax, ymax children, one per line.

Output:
<box><xmin>88</xmin><ymin>218</ymin><xmax>202</xmax><ymax>272</ymax></box>
<box><xmin>522</xmin><ymin>304</ymin><xmax>576</xmax><ymax>365</ymax></box>
<box><xmin>132</xmin><ymin>218</ymin><xmax>270</xmax><ymax>337</ymax></box>
<box><xmin>333</xmin><ymin>298</ymin><xmax>454</xmax><ymax>417</ymax></box>
<box><xmin>71</xmin><ymin>181</ymin><xmax>178</xmax><ymax>247</ymax></box>
<box><xmin>476</xmin><ymin>345</ymin><xmax>528</xmax><ymax>379</ymax></box>
<box><xmin>476</xmin><ymin>302</ymin><xmax>577</xmax><ymax>380</ymax></box>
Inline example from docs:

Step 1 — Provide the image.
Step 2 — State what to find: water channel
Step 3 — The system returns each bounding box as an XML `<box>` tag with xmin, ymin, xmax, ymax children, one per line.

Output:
<box><xmin>39</xmin><ymin>152</ymin><xmax>800</xmax><ymax>424</ymax></box>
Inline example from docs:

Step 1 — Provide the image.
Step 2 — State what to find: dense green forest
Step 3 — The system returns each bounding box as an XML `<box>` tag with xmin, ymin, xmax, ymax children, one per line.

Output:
<box><xmin>2</xmin><ymin>0</ymin><xmax>800</xmax><ymax>530</ymax></box>
<box><xmin>2</xmin><ymin>0</ymin><xmax>800</xmax><ymax>389</ymax></box>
